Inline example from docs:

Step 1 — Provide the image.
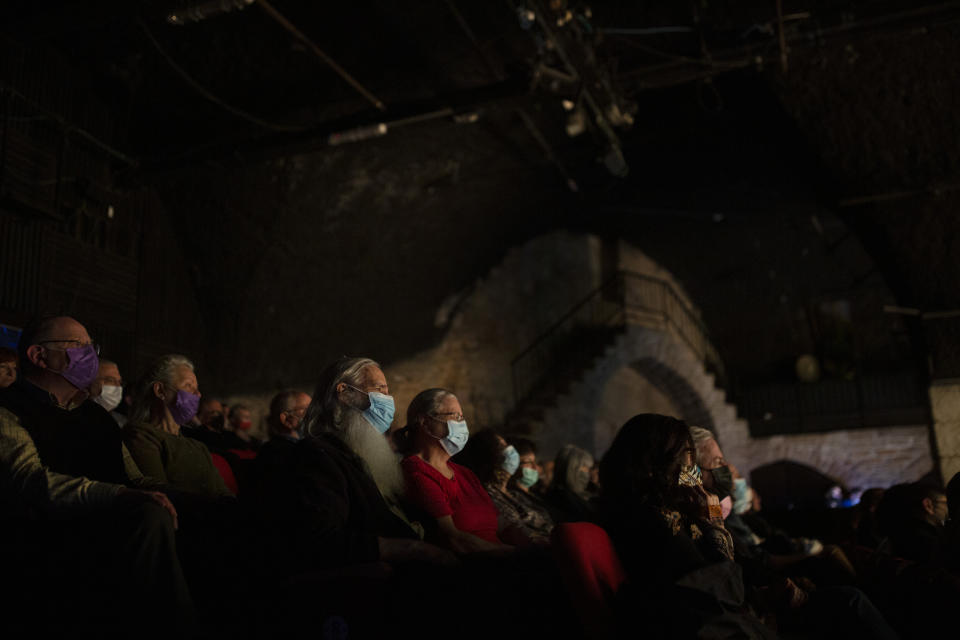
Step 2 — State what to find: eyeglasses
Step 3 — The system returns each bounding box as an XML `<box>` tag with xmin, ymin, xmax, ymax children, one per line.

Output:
<box><xmin>429</xmin><ymin>411</ymin><xmax>465</xmax><ymax>422</ymax></box>
<box><xmin>38</xmin><ymin>339</ymin><xmax>101</xmax><ymax>356</ymax></box>
<box><xmin>345</xmin><ymin>382</ymin><xmax>389</xmax><ymax>395</ymax></box>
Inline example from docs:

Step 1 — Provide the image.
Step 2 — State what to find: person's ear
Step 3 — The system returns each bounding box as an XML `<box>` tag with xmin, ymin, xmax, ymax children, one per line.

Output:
<box><xmin>922</xmin><ymin>497</ymin><xmax>935</xmax><ymax>515</ymax></box>
<box><xmin>153</xmin><ymin>381</ymin><xmax>165</xmax><ymax>401</ymax></box>
<box><xmin>25</xmin><ymin>345</ymin><xmax>46</xmax><ymax>369</ymax></box>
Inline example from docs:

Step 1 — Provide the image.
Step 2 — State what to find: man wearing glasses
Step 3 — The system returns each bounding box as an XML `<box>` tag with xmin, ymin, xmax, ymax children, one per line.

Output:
<box><xmin>0</xmin><ymin>315</ymin><xmax>193</xmax><ymax>632</ymax></box>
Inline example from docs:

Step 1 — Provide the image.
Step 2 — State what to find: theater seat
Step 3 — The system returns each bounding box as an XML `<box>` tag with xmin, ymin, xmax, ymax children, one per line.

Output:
<box><xmin>228</xmin><ymin>448</ymin><xmax>257</xmax><ymax>460</ymax></box>
<box><xmin>551</xmin><ymin>522</ymin><xmax>627</xmax><ymax>640</ymax></box>
<box><xmin>210</xmin><ymin>452</ymin><xmax>239</xmax><ymax>494</ymax></box>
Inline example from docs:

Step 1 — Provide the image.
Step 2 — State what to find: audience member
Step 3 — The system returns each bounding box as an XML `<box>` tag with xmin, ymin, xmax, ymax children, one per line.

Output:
<box><xmin>600</xmin><ymin>414</ymin><xmax>768</xmax><ymax>638</ymax></box>
<box><xmin>878</xmin><ymin>482</ymin><xmax>949</xmax><ymax>565</ymax></box>
<box><xmin>0</xmin><ymin>346</ymin><xmax>17</xmax><ymax>388</ymax></box>
<box><xmin>0</xmin><ymin>316</ymin><xmax>192</xmax><ymax>632</ymax></box>
<box><xmin>690</xmin><ymin>426</ymin><xmax>859</xmax><ymax>588</ymax></box>
<box><xmin>266</xmin><ymin>389</ymin><xmax>310</xmax><ymax>442</ymax></box>
<box><xmin>396</xmin><ymin>388</ymin><xmax>511</xmax><ymax>553</ymax></box>
<box><xmin>853</xmin><ymin>487</ymin><xmax>886</xmax><ymax>548</ymax></box>
<box><xmin>90</xmin><ymin>358</ymin><xmax>126</xmax><ymax>426</ymax></box>
<box><xmin>247</xmin><ymin>356</ymin><xmax>452</xmax><ymax>575</ymax></box>
<box><xmin>547</xmin><ymin>443</ymin><xmax>598</xmax><ymax>522</ymax></box>
<box><xmin>124</xmin><ymin>354</ymin><xmax>233</xmax><ymax>499</ymax></box>
<box><xmin>508</xmin><ymin>437</ymin><xmax>557</xmax><ymax>530</ymax></box>
<box><xmin>457</xmin><ymin>428</ymin><xmax>552</xmax><ymax>545</ymax></box>
<box><xmin>227</xmin><ymin>403</ymin><xmax>261</xmax><ymax>449</ymax></box>
<box><xmin>532</xmin><ymin>459</ymin><xmax>554</xmax><ymax>497</ymax></box>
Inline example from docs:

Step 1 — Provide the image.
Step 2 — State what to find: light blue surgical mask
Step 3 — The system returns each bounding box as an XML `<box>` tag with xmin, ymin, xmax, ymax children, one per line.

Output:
<box><xmin>502</xmin><ymin>445</ymin><xmax>520</xmax><ymax>475</ymax></box>
<box><xmin>348</xmin><ymin>384</ymin><xmax>395</xmax><ymax>434</ymax></box>
<box><xmin>431</xmin><ymin>418</ymin><xmax>469</xmax><ymax>456</ymax></box>
<box><xmin>732</xmin><ymin>478</ymin><xmax>751</xmax><ymax>515</ymax></box>
<box><xmin>518</xmin><ymin>467</ymin><xmax>539</xmax><ymax>488</ymax></box>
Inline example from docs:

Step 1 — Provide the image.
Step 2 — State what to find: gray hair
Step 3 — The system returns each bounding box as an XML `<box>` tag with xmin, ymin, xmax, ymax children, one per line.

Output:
<box><xmin>395</xmin><ymin>388</ymin><xmax>456</xmax><ymax>455</ymax></box>
<box><xmin>302</xmin><ymin>356</ymin><xmax>381</xmax><ymax>438</ymax></box>
<box><xmin>689</xmin><ymin>425</ymin><xmax>716</xmax><ymax>458</ymax></box>
<box><xmin>553</xmin><ymin>444</ymin><xmax>594</xmax><ymax>496</ymax></box>
<box><xmin>129</xmin><ymin>354</ymin><xmax>195</xmax><ymax>424</ymax></box>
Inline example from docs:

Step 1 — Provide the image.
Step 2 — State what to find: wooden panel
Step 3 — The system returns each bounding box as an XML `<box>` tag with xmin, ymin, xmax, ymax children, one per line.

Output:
<box><xmin>0</xmin><ymin>213</ymin><xmax>43</xmax><ymax>313</ymax></box>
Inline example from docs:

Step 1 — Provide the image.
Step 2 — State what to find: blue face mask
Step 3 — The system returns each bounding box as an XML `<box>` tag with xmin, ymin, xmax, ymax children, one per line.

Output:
<box><xmin>502</xmin><ymin>445</ymin><xmax>520</xmax><ymax>475</ymax></box>
<box><xmin>348</xmin><ymin>385</ymin><xmax>395</xmax><ymax>434</ymax></box>
<box><xmin>732</xmin><ymin>478</ymin><xmax>751</xmax><ymax>514</ymax></box>
<box><xmin>433</xmin><ymin>419</ymin><xmax>469</xmax><ymax>456</ymax></box>
<box><xmin>518</xmin><ymin>467</ymin><xmax>539</xmax><ymax>488</ymax></box>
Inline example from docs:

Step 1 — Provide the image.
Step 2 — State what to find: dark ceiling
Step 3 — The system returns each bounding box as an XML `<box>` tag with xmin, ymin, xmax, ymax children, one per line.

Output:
<box><xmin>3</xmin><ymin>0</ymin><xmax>959</xmax><ymax>392</ymax></box>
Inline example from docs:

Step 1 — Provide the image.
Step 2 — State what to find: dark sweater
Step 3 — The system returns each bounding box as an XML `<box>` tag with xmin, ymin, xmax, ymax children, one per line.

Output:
<box><xmin>247</xmin><ymin>431</ymin><xmax>418</xmax><ymax>574</ymax></box>
<box><xmin>0</xmin><ymin>380</ymin><xmax>127</xmax><ymax>484</ymax></box>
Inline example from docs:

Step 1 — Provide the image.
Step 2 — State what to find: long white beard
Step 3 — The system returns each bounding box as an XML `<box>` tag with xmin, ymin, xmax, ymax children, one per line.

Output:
<box><xmin>341</xmin><ymin>410</ymin><xmax>405</xmax><ymax>500</ymax></box>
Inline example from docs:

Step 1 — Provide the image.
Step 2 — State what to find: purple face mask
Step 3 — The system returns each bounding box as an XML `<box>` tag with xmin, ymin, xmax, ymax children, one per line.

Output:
<box><xmin>55</xmin><ymin>344</ymin><xmax>100</xmax><ymax>390</ymax></box>
<box><xmin>168</xmin><ymin>389</ymin><xmax>201</xmax><ymax>425</ymax></box>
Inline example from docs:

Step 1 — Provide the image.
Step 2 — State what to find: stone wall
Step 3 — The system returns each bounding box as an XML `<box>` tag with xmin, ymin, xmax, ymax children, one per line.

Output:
<box><xmin>225</xmin><ymin>229</ymin><xmax>937</xmax><ymax>493</ymax></box>
<box><xmin>930</xmin><ymin>381</ymin><xmax>960</xmax><ymax>484</ymax></box>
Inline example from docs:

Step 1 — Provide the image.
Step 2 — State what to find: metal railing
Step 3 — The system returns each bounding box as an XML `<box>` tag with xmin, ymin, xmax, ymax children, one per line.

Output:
<box><xmin>510</xmin><ymin>270</ymin><xmax>725</xmax><ymax>406</ymax></box>
<box><xmin>738</xmin><ymin>370</ymin><xmax>929</xmax><ymax>436</ymax></box>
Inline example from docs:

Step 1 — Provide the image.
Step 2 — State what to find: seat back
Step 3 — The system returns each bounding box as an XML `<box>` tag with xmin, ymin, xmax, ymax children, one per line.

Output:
<box><xmin>210</xmin><ymin>452</ymin><xmax>239</xmax><ymax>495</ymax></box>
<box><xmin>551</xmin><ymin>522</ymin><xmax>627</xmax><ymax>640</ymax></box>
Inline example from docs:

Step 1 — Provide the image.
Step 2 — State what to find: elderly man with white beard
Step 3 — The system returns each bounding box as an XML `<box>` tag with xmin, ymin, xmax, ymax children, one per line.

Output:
<box><xmin>248</xmin><ymin>356</ymin><xmax>454</xmax><ymax>575</ymax></box>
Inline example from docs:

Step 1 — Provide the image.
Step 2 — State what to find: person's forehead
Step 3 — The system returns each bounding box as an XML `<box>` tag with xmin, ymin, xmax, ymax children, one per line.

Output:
<box><xmin>201</xmin><ymin>399</ymin><xmax>223</xmax><ymax>412</ymax></box>
<box><xmin>520</xmin><ymin>452</ymin><xmax>536</xmax><ymax>461</ymax></box>
<box><xmin>99</xmin><ymin>362</ymin><xmax>120</xmax><ymax>377</ymax></box>
<box><xmin>42</xmin><ymin>317</ymin><xmax>90</xmax><ymax>342</ymax></box>
<box><xmin>437</xmin><ymin>394</ymin><xmax>461</xmax><ymax>412</ymax></box>
<box><xmin>358</xmin><ymin>365</ymin><xmax>387</xmax><ymax>387</ymax></box>
<box><xmin>699</xmin><ymin>438</ymin><xmax>724</xmax><ymax>462</ymax></box>
<box><xmin>174</xmin><ymin>365</ymin><xmax>197</xmax><ymax>385</ymax></box>
<box><xmin>293</xmin><ymin>392</ymin><xmax>311</xmax><ymax>408</ymax></box>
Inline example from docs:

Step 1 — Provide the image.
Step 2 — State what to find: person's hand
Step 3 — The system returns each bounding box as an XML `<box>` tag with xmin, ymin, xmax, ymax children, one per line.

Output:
<box><xmin>377</xmin><ymin>537</ymin><xmax>460</xmax><ymax>567</ymax></box>
<box><xmin>116</xmin><ymin>488</ymin><xmax>179</xmax><ymax>530</ymax></box>
<box><xmin>692</xmin><ymin>484</ymin><xmax>724</xmax><ymax>524</ymax></box>
<box><xmin>414</xmin><ymin>541</ymin><xmax>461</xmax><ymax>567</ymax></box>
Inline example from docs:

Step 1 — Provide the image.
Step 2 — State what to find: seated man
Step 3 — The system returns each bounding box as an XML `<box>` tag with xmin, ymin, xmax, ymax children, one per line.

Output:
<box><xmin>878</xmin><ymin>482</ymin><xmax>949</xmax><ymax>565</ymax></box>
<box><xmin>90</xmin><ymin>358</ymin><xmax>126</xmax><ymax>427</ymax></box>
<box><xmin>266</xmin><ymin>389</ymin><xmax>310</xmax><ymax>443</ymax></box>
<box><xmin>0</xmin><ymin>346</ymin><xmax>17</xmax><ymax>388</ymax></box>
<box><xmin>0</xmin><ymin>316</ymin><xmax>192</xmax><ymax>632</ymax></box>
<box><xmin>247</xmin><ymin>356</ymin><xmax>450</xmax><ymax>575</ymax></box>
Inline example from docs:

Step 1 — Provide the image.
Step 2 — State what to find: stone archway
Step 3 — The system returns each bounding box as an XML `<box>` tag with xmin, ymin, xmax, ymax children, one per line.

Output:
<box><xmin>538</xmin><ymin>323</ymin><xmax>742</xmax><ymax>461</ymax></box>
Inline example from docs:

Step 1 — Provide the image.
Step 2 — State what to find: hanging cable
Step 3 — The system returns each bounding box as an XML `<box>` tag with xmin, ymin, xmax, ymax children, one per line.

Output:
<box><xmin>138</xmin><ymin>20</ymin><xmax>309</xmax><ymax>133</ymax></box>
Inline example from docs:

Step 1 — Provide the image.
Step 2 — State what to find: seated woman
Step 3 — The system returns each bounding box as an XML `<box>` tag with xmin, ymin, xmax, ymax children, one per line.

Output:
<box><xmin>397</xmin><ymin>389</ymin><xmax>511</xmax><ymax>554</ymax></box>
<box><xmin>124</xmin><ymin>354</ymin><xmax>233</xmax><ymax>499</ymax></box>
<box><xmin>600</xmin><ymin>413</ymin><xmax>768</xmax><ymax>639</ymax></box>
<box><xmin>457</xmin><ymin>429</ymin><xmax>554</xmax><ymax>546</ymax></box>
<box><xmin>546</xmin><ymin>444</ymin><xmax>598</xmax><ymax>522</ymax></box>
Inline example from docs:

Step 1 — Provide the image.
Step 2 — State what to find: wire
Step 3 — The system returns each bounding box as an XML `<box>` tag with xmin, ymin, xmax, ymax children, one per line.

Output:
<box><xmin>137</xmin><ymin>20</ymin><xmax>309</xmax><ymax>133</ymax></box>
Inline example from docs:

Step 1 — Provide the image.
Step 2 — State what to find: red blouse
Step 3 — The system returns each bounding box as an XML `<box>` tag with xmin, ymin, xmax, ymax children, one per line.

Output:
<box><xmin>401</xmin><ymin>455</ymin><xmax>501</xmax><ymax>544</ymax></box>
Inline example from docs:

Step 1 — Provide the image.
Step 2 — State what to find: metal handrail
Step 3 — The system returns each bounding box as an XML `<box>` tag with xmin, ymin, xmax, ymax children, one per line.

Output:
<box><xmin>510</xmin><ymin>270</ymin><xmax>724</xmax><ymax>406</ymax></box>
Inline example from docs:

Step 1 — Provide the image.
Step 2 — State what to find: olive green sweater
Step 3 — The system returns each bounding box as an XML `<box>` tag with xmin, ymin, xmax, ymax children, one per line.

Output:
<box><xmin>124</xmin><ymin>421</ymin><xmax>233</xmax><ymax>499</ymax></box>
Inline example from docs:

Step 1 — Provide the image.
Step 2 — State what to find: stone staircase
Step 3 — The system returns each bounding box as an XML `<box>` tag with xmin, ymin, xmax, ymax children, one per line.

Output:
<box><xmin>502</xmin><ymin>272</ymin><xmax>749</xmax><ymax>460</ymax></box>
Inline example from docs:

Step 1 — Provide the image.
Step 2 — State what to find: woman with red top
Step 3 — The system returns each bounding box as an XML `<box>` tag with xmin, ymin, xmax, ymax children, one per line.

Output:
<box><xmin>397</xmin><ymin>388</ymin><xmax>512</xmax><ymax>554</ymax></box>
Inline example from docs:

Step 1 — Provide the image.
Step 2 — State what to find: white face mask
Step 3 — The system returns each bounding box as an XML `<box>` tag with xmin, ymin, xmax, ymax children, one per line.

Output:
<box><xmin>94</xmin><ymin>384</ymin><xmax>123</xmax><ymax>412</ymax></box>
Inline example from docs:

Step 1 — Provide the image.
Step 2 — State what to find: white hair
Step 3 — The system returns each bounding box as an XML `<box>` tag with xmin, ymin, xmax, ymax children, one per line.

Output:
<box><xmin>129</xmin><ymin>354</ymin><xmax>195</xmax><ymax>424</ymax></box>
<box><xmin>340</xmin><ymin>410</ymin><xmax>405</xmax><ymax>499</ymax></box>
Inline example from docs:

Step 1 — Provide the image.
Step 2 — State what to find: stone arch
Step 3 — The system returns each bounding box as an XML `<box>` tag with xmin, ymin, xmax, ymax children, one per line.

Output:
<box><xmin>631</xmin><ymin>357</ymin><xmax>715</xmax><ymax>432</ymax></box>
<box><xmin>540</xmin><ymin>323</ymin><xmax>740</xmax><ymax>461</ymax></box>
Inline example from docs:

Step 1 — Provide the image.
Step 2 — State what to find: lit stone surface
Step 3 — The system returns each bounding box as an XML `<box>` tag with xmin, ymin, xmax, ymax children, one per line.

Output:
<box><xmin>226</xmin><ymin>231</ymin><xmax>936</xmax><ymax>491</ymax></box>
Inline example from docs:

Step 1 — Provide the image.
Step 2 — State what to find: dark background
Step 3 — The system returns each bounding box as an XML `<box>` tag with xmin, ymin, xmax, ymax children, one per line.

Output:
<box><xmin>2</xmin><ymin>0</ymin><xmax>958</xmax><ymax>436</ymax></box>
